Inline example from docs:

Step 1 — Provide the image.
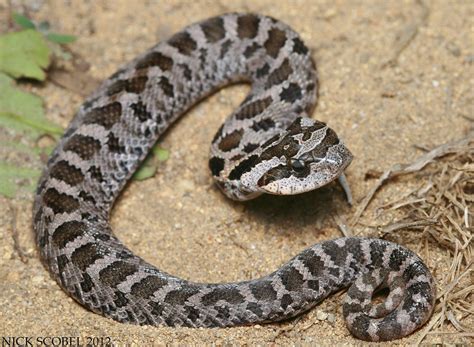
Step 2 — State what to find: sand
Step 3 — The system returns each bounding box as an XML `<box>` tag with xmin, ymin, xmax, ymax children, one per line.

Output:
<box><xmin>0</xmin><ymin>0</ymin><xmax>472</xmax><ymax>345</ymax></box>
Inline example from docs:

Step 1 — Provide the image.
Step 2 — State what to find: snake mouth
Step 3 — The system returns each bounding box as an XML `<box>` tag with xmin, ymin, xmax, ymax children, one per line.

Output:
<box><xmin>259</xmin><ymin>143</ymin><xmax>353</xmax><ymax>196</ymax></box>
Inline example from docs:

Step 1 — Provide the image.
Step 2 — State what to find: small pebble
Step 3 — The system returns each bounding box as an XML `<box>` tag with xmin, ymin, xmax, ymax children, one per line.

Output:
<box><xmin>32</xmin><ymin>275</ymin><xmax>44</xmax><ymax>284</ymax></box>
<box><xmin>316</xmin><ymin>310</ymin><xmax>328</xmax><ymax>321</ymax></box>
<box><xmin>327</xmin><ymin>313</ymin><xmax>336</xmax><ymax>323</ymax></box>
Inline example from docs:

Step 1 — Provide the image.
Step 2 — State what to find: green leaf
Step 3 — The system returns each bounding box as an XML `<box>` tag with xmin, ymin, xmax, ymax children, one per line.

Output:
<box><xmin>133</xmin><ymin>160</ymin><xmax>157</xmax><ymax>181</ymax></box>
<box><xmin>0</xmin><ymin>29</ymin><xmax>51</xmax><ymax>80</ymax></box>
<box><xmin>0</xmin><ymin>73</ymin><xmax>63</xmax><ymax>137</ymax></box>
<box><xmin>153</xmin><ymin>146</ymin><xmax>170</xmax><ymax>161</ymax></box>
<box><xmin>12</xmin><ymin>13</ymin><xmax>36</xmax><ymax>29</ymax></box>
<box><xmin>133</xmin><ymin>146</ymin><xmax>169</xmax><ymax>181</ymax></box>
<box><xmin>46</xmin><ymin>32</ymin><xmax>77</xmax><ymax>44</ymax></box>
<box><xmin>0</xmin><ymin>162</ymin><xmax>41</xmax><ymax>198</ymax></box>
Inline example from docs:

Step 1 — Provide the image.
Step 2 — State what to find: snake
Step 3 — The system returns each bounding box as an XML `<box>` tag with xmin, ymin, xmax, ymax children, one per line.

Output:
<box><xmin>33</xmin><ymin>13</ymin><xmax>436</xmax><ymax>341</ymax></box>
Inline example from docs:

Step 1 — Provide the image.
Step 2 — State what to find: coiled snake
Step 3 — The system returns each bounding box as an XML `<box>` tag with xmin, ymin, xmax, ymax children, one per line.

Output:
<box><xmin>33</xmin><ymin>13</ymin><xmax>436</xmax><ymax>341</ymax></box>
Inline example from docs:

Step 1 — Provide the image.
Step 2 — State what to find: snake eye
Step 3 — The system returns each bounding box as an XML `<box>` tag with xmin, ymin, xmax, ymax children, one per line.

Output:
<box><xmin>290</xmin><ymin>158</ymin><xmax>305</xmax><ymax>171</ymax></box>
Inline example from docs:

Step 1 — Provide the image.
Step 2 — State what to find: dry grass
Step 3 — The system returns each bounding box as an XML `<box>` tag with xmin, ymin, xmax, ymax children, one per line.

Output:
<box><xmin>348</xmin><ymin>133</ymin><xmax>473</xmax><ymax>345</ymax></box>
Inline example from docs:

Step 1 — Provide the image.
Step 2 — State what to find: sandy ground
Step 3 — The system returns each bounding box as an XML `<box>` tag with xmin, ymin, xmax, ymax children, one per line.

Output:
<box><xmin>0</xmin><ymin>0</ymin><xmax>472</xmax><ymax>345</ymax></box>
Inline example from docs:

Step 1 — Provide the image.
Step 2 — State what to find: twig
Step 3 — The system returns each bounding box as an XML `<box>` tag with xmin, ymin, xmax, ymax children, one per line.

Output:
<box><xmin>376</xmin><ymin>219</ymin><xmax>437</xmax><ymax>238</ymax></box>
<box><xmin>426</xmin><ymin>332</ymin><xmax>474</xmax><ymax>337</ymax></box>
<box><xmin>436</xmin><ymin>261</ymin><xmax>473</xmax><ymax>300</ymax></box>
<box><xmin>227</xmin><ymin>233</ymin><xmax>249</xmax><ymax>255</ymax></box>
<box><xmin>10</xmin><ymin>204</ymin><xmax>29</xmax><ymax>263</ymax></box>
<box><xmin>416</xmin><ymin>311</ymin><xmax>442</xmax><ymax>345</ymax></box>
<box><xmin>350</xmin><ymin>135</ymin><xmax>474</xmax><ymax>226</ymax></box>
<box><xmin>332</xmin><ymin>212</ymin><xmax>352</xmax><ymax>237</ymax></box>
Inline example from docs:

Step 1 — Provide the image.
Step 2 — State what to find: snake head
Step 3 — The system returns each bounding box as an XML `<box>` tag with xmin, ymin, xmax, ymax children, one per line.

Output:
<box><xmin>247</xmin><ymin>117</ymin><xmax>353</xmax><ymax>196</ymax></box>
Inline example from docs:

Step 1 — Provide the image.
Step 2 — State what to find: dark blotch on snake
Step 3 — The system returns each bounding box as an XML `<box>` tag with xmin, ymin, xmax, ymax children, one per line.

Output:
<box><xmin>64</xmin><ymin>134</ymin><xmax>101</xmax><ymax>160</ymax></box>
<box><xmin>50</xmin><ymin>160</ymin><xmax>84</xmax><ymax>186</ymax></box>
<box><xmin>243</xmin><ymin>143</ymin><xmax>259</xmax><ymax>153</ymax></box>
<box><xmin>56</xmin><ymin>254</ymin><xmax>69</xmax><ymax>276</ymax></box>
<box><xmin>79</xmin><ymin>191</ymin><xmax>96</xmax><ymax>205</ymax></box>
<box><xmin>71</xmin><ymin>243</ymin><xmax>105</xmax><ymax>271</ymax></box>
<box><xmin>280</xmin><ymin>294</ymin><xmax>293</xmax><ymax>310</ymax></box>
<box><xmin>219</xmin><ymin>39</ymin><xmax>232</xmax><ymax>58</ymax></box>
<box><xmin>243</xmin><ymin>43</ymin><xmax>260</xmax><ymax>58</ymax></box>
<box><xmin>265</xmin><ymin>59</ymin><xmax>293</xmax><ymax>88</ymax></box>
<box><xmin>114</xmin><ymin>290</ymin><xmax>129</xmax><ymax>308</ymax></box>
<box><xmin>107</xmin><ymin>76</ymin><xmax>148</xmax><ymax>95</ymax></box>
<box><xmin>99</xmin><ymin>261</ymin><xmax>138</xmax><ymax>287</ymax></box>
<box><xmin>264</xmin><ymin>28</ymin><xmax>287</xmax><ymax>58</ymax></box>
<box><xmin>257</xmin><ymin>165</ymin><xmax>291</xmax><ymax>186</ymax></box>
<box><xmin>237</xmin><ymin>14</ymin><xmax>260</xmax><ymax>39</ymax></box>
<box><xmin>247</xmin><ymin>303</ymin><xmax>263</xmax><ymax>317</ymax></box>
<box><xmin>388</xmin><ymin>248</ymin><xmax>409</xmax><ymax>271</ymax></box>
<box><xmin>292</xmin><ymin>37</ymin><xmax>309</xmax><ymax>54</ymax></box>
<box><xmin>201</xmin><ymin>17</ymin><xmax>226</xmax><ymax>43</ymax></box>
<box><xmin>260</xmin><ymin>136</ymin><xmax>299</xmax><ymax>161</ymax></box>
<box><xmin>159</xmin><ymin>77</ymin><xmax>174</xmax><ymax>97</ymax></box>
<box><xmin>80</xmin><ymin>272</ymin><xmax>94</xmax><ymax>293</ymax></box>
<box><xmin>83</xmin><ymin>102</ymin><xmax>122</xmax><ymax>130</ymax></box>
<box><xmin>369</xmin><ymin>241</ymin><xmax>387</xmax><ymax>269</ymax></box>
<box><xmin>251</xmin><ymin>118</ymin><xmax>275</xmax><ymax>132</ymax></box>
<box><xmin>250</xmin><ymin>281</ymin><xmax>278</xmax><ymax>301</ymax></box>
<box><xmin>107</xmin><ymin>132</ymin><xmax>126</xmax><ymax>154</ymax></box>
<box><xmin>235</xmin><ymin>97</ymin><xmax>273</xmax><ymax>120</ymax></box>
<box><xmin>43</xmin><ymin>188</ymin><xmax>80</xmax><ymax>214</ymax></box>
<box><xmin>88</xmin><ymin>166</ymin><xmax>104</xmax><ymax>182</ymax></box>
<box><xmin>179</xmin><ymin>64</ymin><xmax>193</xmax><ymax>80</ymax></box>
<box><xmin>164</xmin><ymin>288</ymin><xmax>199</xmax><ymax>305</ymax></box>
<box><xmin>52</xmin><ymin>221</ymin><xmax>87</xmax><ymax>248</ymax></box>
<box><xmin>228</xmin><ymin>154</ymin><xmax>259</xmax><ymax>180</ymax></box>
<box><xmin>130</xmin><ymin>276</ymin><xmax>168</xmax><ymax>298</ymax></box>
<box><xmin>260</xmin><ymin>134</ymin><xmax>280</xmax><ymax>149</ymax></box>
<box><xmin>136</xmin><ymin>51</ymin><xmax>173</xmax><ymax>71</ymax></box>
<box><xmin>280</xmin><ymin>82</ymin><xmax>303</xmax><ymax>102</ymax></box>
<box><xmin>169</xmin><ymin>31</ymin><xmax>197</xmax><ymax>56</ymax></box>
<box><xmin>280</xmin><ymin>267</ymin><xmax>305</xmax><ymax>291</ymax></box>
<box><xmin>308</xmin><ymin>279</ymin><xmax>320</xmax><ymax>292</ymax></box>
<box><xmin>322</xmin><ymin>242</ymin><xmax>346</xmax><ymax>266</ymax></box>
<box><xmin>256</xmin><ymin>63</ymin><xmax>270</xmax><ymax>78</ymax></box>
<box><xmin>201</xmin><ymin>288</ymin><xmax>245</xmax><ymax>305</ymax></box>
<box><xmin>209</xmin><ymin>157</ymin><xmax>225</xmax><ymax>177</ymax></box>
<box><xmin>130</xmin><ymin>101</ymin><xmax>154</xmax><ymax>122</ymax></box>
<box><xmin>301</xmin><ymin>252</ymin><xmax>326</xmax><ymax>277</ymax></box>
<box><xmin>218</xmin><ymin>129</ymin><xmax>244</xmax><ymax>152</ymax></box>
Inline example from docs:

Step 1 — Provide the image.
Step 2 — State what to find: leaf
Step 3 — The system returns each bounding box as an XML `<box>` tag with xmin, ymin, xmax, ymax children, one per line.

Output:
<box><xmin>153</xmin><ymin>146</ymin><xmax>170</xmax><ymax>161</ymax></box>
<box><xmin>0</xmin><ymin>73</ymin><xmax>63</xmax><ymax>137</ymax></box>
<box><xmin>133</xmin><ymin>158</ymin><xmax>157</xmax><ymax>181</ymax></box>
<box><xmin>0</xmin><ymin>162</ymin><xmax>41</xmax><ymax>198</ymax></box>
<box><xmin>0</xmin><ymin>29</ymin><xmax>51</xmax><ymax>80</ymax></box>
<box><xmin>12</xmin><ymin>13</ymin><xmax>36</xmax><ymax>29</ymax></box>
<box><xmin>46</xmin><ymin>32</ymin><xmax>77</xmax><ymax>44</ymax></box>
<box><xmin>133</xmin><ymin>146</ymin><xmax>169</xmax><ymax>181</ymax></box>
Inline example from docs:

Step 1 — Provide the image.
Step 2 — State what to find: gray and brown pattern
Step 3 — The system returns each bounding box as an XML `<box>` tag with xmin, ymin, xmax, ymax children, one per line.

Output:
<box><xmin>33</xmin><ymin>13</ymin><xmax>435</xmax><ymax>341</ymax></box>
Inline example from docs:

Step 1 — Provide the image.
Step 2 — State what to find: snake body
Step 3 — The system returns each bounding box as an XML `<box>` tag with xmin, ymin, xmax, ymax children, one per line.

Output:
<box><xmin>33</xmin><ymin>13</ymin><xmax>435</xmax><ymax>341</ymax></box>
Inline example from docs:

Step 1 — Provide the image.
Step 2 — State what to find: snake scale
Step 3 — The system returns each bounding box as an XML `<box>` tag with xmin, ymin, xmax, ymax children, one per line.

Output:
<box><xmin>33</xmin><ymin>13</ymin><xmax>436</xmax><ymax>341</ymax></box>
